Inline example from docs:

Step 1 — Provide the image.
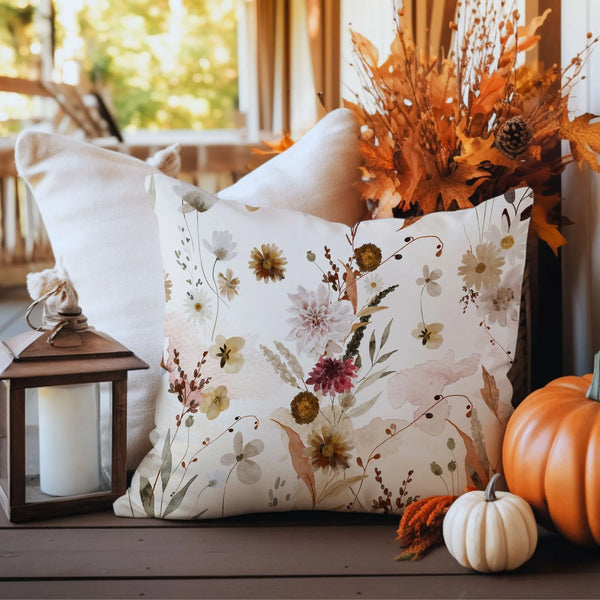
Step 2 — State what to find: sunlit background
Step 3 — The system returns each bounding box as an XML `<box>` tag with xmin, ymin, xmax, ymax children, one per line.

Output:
<box><xmin>0</xmin><ymin>0</ymin><xmax>239</xmax><ymax>133</ymax></box>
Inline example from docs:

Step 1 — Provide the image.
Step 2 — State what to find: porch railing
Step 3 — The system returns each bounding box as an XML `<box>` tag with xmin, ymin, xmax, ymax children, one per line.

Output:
<box><xmin>0</xmin><ymin>133</ymin><xmax>269</xmax><ymax>288</ymax></box>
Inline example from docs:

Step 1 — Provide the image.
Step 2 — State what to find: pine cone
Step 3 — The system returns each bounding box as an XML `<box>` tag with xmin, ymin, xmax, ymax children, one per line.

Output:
<box><xmin>495</xmin><ymin>115</ymin><xmax>532</xmax><ymax>159</ymax></box>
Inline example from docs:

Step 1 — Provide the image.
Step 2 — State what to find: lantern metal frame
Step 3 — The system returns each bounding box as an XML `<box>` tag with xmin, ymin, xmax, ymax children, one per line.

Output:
<box><xmin>0</xmin><ymin>328</ymin><xmax>147</xmax><ymax>522</ymax></box>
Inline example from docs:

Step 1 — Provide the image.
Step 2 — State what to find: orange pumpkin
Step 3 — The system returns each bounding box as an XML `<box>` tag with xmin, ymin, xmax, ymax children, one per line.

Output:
<box><xmin>502</xmin><ymin>354</ymin><xmax>600</xmax><ymax>546</ymax></box>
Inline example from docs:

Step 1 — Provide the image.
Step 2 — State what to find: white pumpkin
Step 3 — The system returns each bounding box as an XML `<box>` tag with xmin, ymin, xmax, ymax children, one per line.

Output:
<box><xmin>443</xmin><ymin>473</ymin><xmax>538</xmax><ymax>572</ymax></box>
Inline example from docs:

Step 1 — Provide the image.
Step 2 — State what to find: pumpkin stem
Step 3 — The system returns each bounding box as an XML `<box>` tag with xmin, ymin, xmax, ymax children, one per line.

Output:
<box><xmin>484</xmin><ymin>473</ymin><xmax>501</xmax><ymax>502</ymax></box>
<box><xmin>586</xmin><ymin>351</ymin><xmax>600</xmax><ymax>402</ymax></box>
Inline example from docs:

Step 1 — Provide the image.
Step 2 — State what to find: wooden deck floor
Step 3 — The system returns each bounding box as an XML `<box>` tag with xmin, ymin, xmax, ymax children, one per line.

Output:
<box><xmin>2</xmin><ymin>293</ymin><xmax>600</xmax><ymax>599</ymax></box>
<box><xmin>0</xmin><ymin>287</ymin><xmax>30</xmax><ymax>341</ymax></box>
<box><xmin>1</xmin><ymin>508</ymin><xmax>600</xmax><ymax>599</ymax></box>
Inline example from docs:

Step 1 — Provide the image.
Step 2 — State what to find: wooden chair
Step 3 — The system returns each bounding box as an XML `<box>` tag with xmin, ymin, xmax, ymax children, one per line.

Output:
<box><xmin>0</xmin><ymin>76</ymin><xmax>114</xmax><ymax>288</ymax></box>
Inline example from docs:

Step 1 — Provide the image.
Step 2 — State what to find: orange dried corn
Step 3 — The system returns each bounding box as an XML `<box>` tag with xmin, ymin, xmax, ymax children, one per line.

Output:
<box><xmin>395</xmin><ymin>495</ymin><xmax>457</xmax><ymax>560</ymax></box>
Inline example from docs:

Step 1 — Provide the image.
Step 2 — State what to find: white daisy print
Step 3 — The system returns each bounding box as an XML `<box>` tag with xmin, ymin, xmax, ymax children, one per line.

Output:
<box><xmin>458</xmin><ymin>243</ymin><xmax>505</xmax><ymax>291</ymax></box>
<box><xmin>184</xmin><ymin>288</ymin><xmax>213</xmax><ymax>326</ymax></box>
<box><xmin>484</xmin><ymin>219</ymin><xmax>527</xmax><ymax>265</ymax></box>
<box><xmin>362</xmin><ymin>273</ymin><xmax>384</xmax><ymax>298</ymax></box>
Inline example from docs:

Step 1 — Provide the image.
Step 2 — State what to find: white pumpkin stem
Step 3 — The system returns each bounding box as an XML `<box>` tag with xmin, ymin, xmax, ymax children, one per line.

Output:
<box><xmin>484</xmin><ymin>473</ymin><xmax>501</xmax><ymax>502</ymax></box>
<box><xmin>586</xmin><ymin>351</ymin><xmax>600</xmax><ymax>402</ymax></box>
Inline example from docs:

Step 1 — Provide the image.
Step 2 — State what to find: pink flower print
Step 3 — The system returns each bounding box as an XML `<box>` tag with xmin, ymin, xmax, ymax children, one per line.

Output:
<box><xmin>287</xmin><ymin>284</ymin><xmax>353</xmax><ymax>355</ymax></box>
<box><xmin>387</xmin><ymin>350</ymin><xmax>480</xmax><ymax>435</ymax></box>
<box><xmin>306</xmin><ymin>357</ymin><xmax>358</xmax><ymax>397</ymax></box>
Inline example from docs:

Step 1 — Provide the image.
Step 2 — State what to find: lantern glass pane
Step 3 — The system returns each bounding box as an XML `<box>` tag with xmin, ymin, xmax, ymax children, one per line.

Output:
<box><xmin>0</xmin><ymin>380</ymin><xmax>7</xmax><ymax>500</ymax></box>
<box><xmin>24</xmin><ymin>382</ymin><xmax>112</xmax><ymax>501</ymax></box>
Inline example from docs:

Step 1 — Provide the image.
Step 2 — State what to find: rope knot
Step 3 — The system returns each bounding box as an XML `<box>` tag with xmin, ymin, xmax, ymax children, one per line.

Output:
<box><xmin>25</xmin><ymin>264</ymin><xmax>89</xmax><ymax>346</ymax></box>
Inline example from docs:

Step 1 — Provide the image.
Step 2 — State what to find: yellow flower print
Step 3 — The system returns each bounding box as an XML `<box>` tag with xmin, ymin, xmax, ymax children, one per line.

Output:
<box><xmin>199</xmin><ymin>385</ymin><xmax>230</xmax><ymax>420</ymax></box>
<box><xmin>218</xmin><ymin>268</ymin><xmax>240</xmax><ymax>300</ymax></box>
<box><xmin>249</xmin><ymin>243</ymin><xmax>287</xmax><ymax>283</ymax></box>
<box><xmin>290</xmin><ymin>391</ymin><xmax>320</xmax><ymax>425</ymax></box>
<box><xmin>209</xmin><ymin>335</ymin><xmax>245</xmax><ymax>373</ymax></box>
<box><xmin>354</xmin><ymin>243</ymin><xmax>382</xmax><ymax>272</ymax></box>
<box><xmin>304</xmin><ymin>426</ymin><xmax>353</xmax><ymax>472</ymax></box>
<box><xmin>412</xmin><ymin>321</ymin><xmax>444</xmax><ymax>349</ymax></box>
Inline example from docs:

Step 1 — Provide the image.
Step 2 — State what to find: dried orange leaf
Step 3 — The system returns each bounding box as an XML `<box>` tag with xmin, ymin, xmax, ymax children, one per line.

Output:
<box><xmin>480</xmin><ymin>366</ymin><xmax>500</xmax><ymax>418</ymax></box>
<box><xmin>410</xmin><ymin>161</ymin><xmax>488</xmax><ymax>213</ymax></box>
<box><xmin>253</xmin><ymin>131</ymin><xmax>295</xmax><ymax>155</ymax></box>
<box><xmin>516</xmin><ymin>8</ymin><xmax>552</xmax><ymax>53</ymax></box>
<box><xmin>531</xmin><ymin>204</ymin><xmax>567</xmax><ymax>256</ymax></box>
<box><xmin>446</xmin><ymin>420</ymin><xmax>489</xmax><ymax>490</ymax></box>
<box><xmin>350</xmin><ymin>30</ymin><xmax>379</xmax><ymax>69</ymax></box>
<box><xmin>271</xmin><ymin>420</ymin><xmax>317</xmax><ymax>506</ymax></box>
<box><xmin>471</xmin><ymin>71</ymin><xmax>507</xmax><ymax>116</ymax></box>
<box><xmin>343</xmin><ymin>263</ymin><xmax>358</xmax><ymax>314</ymax></box>
<box><xmin>560</xmin><ymin>111</ymin><xmax>600</xmax><ymax>172</ymax></box>
<box><xmin>455</xmin><ymin>128</ymin><xmax>513</xmax><ymax>169</ymax></box>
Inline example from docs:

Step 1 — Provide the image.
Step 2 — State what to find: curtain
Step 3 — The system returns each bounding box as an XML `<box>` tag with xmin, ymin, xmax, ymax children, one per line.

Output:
<box><xmin>561</xmin><ymin>0</ymin><xmax>600</xmax><ymax>375</ymax></box>
<box><xmin>255</xmin><ymin>0</ymin><xmax>279</xmax><ymax>131</ymax></box>
<box><xmin>288</xmin><ymin>0</ymin><xmax>319</xmax><ymax>134</ymax></box>
<box><xmin>253</xmin><ymin>0</ymin><xmax>324</xmax><ymax>136</ymax></box>
<box><xmin>306</xmin><ymin>0</ymin><xmax>340</xmax><ymax>115</ymax></box>
<box><xmin>403</xmin><ymin>0</ymin><xmax>457</xmax><ymax>58</ymax></box>
<box><xmin>340</xmin><ymin>0</ymin><xmax>396</xmax><ymax>107</ymax></box>
<box><xmin>252</xmin><ymin>0</ymin><xmax>460</xmax><ymax>137</ymax></box>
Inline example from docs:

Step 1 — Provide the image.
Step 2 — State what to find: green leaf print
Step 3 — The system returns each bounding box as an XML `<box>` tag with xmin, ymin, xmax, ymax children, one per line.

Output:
<box><xmin>380</xmin><ymin>319</ymin><xmax>393</xmax><ymax>348</ymax></box>
<box><xmin>369</xmin><ymin>330</ymin><xmax>376</xmax><ymax>363</ymax></box>
<box><xmin>346</xmin><ymin>391</ymin><xmax>382</xmax><ymax>419</ymax></box>
<box><xmin>160</xmin><ymin>429</ymin><xmax>173</xmax><ymax>493</ymax></box>
<box><xmin>163</xmin><ymin>474</ymin><xmax>199</xmax><ymax>518</ymax></box>
<box><xmin>139</xmin><ymin>476</ymin><xmax>155</xmax><ymax>518</ymax></box>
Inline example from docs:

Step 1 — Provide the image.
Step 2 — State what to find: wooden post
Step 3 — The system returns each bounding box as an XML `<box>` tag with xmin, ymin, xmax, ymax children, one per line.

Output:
<box><xmin>281</xmin><ymin>0</ymin><xmax>291</xmax><ymax>133</ymax></box>
<box><xmin>526</xmin><ymin>0</ymin><xmax>563</xmax><ymax>390</ymax></box>
<box><xmin>8</xmin><ymin>388</ymin><xmax>26</xmax><ymax>507</ymax></box>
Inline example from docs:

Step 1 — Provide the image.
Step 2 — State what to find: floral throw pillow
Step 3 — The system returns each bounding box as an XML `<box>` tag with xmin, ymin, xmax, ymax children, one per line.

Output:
<box><xmin>114</xmin><ymin>175</ymin><xmax>532</xmax><ymax>519</ymax></box>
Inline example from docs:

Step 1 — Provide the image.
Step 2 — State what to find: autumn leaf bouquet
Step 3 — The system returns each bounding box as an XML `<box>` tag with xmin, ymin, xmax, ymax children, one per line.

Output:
<box><xmin>344</xmin><ymin>1</ymin><xmax>600</xmax><ymax>253</ymax></box>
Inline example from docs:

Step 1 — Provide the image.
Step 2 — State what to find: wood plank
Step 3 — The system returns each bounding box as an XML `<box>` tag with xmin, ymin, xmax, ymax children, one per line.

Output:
<box><xmin>2</xmin><ymin>571</ymin><xmax>600</xmax><ymax>600</ymax></box>
<box><xmin>0</xmin><ymin>136</ymin><xmax>271</xmax><ymax>181</ymax></box>
<box><xmin>126</xmin><ymin>143</ymin><xmax>268</xmax><ymax>176</ymax></box>
<box><xmin>0</xmin><ymin>77</ymin><xmax>53</xmax><ymax>98</ymax></box>
<box><xmin>1</xmin><ymin>520</ymin><xmax>600</xmax><ymax>580</ymax></box>
<box><xmin>0</xmin><ymin>151</ymin><xmax>16</xmax><ymax>178</ymax></box>
<box><xmin>0</xmin><ymin>509</ymin><xmax>599</xmax><ymax>599</ymax></box>
<box><xmin>0</xmin><ymin>523</ymin><xmax>442</xmax><ymax>578</ymax></box>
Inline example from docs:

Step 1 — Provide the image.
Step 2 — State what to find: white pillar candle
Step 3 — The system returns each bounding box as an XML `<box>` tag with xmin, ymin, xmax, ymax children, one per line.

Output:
<box><xmin>38</xmin><ymin>383</ymin><xmax>101</xmax><ymax>497</ymax></box>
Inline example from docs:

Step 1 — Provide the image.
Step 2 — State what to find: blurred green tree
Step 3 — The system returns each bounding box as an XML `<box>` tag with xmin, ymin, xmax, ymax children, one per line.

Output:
<box><xmin>76</xmin><ymin>0</ymin><xmax>239</xmax><ymax>131</ymax></box>
<box><xmin>0</xmin><ymin>2</ymin><xmax>36</xmax><ymax>76</ymax></box>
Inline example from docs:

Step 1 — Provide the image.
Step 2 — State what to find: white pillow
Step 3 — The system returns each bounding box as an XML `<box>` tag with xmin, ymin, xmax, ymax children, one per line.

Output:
<box><xmin>114</xmin><ymin>174</ymin><xmax>531</xmax><ymax>519</ymax></box>
<box><xmin>219</xmin><ymin>108</ymin><xmax>365</xmax><ymax>224</ymax></box>
<box><xmin>14</xmin><ymin>109</ymin><xmax>364</xmax><ymax>468</ymax></box>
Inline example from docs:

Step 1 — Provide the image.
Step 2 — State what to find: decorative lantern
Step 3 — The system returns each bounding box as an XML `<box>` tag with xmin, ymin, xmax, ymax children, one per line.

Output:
<box><xmin>0</xmin><ymin>267</ymin><xmax>147</xmax><ymax>522</ymax></box>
